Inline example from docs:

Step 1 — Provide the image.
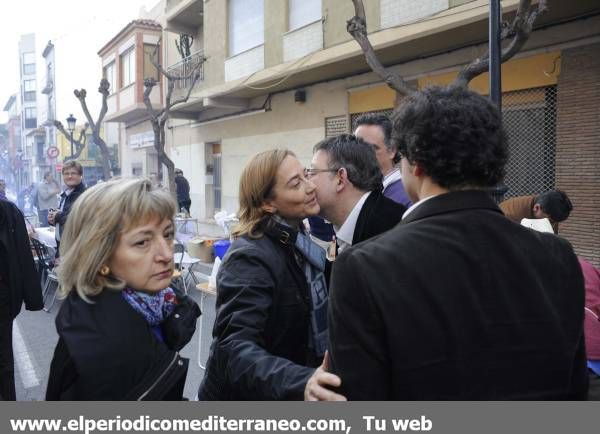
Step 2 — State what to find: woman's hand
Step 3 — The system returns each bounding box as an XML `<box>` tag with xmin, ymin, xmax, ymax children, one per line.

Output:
<box><xmin>304</xmin><ymin>351</ymin><xmax>347</xmax><ymax>401</ymax></box>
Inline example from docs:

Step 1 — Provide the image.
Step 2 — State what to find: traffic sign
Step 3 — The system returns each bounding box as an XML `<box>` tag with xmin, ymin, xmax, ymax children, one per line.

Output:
<box><xmin>47</xmin><ymin>146</ymin><xmax>60</xmax><ymax>159</ymax></box>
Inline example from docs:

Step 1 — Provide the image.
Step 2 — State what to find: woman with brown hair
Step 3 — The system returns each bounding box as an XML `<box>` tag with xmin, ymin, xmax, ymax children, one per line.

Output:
<box><xmin>198</xmin><ymin>149</ymin><xmax>345</xmax><ymax>400</ymax></box>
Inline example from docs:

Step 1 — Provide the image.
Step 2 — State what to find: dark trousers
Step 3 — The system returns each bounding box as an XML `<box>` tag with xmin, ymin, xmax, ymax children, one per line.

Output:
<box><xmin>179</xmin><ymin>200</ymin><xmax>192</xmax><ymax>214</ymax></box>
<box><xmin>0</xmin><ymin>281</ymin><xmax>15</xmax><ymax>400</ymax></box>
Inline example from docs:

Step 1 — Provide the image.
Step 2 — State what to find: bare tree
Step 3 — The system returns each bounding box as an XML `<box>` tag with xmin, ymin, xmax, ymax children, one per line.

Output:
<box><xmin>54</xmin><ymin>79</ymin><xmax>113</xmax><ymax>180</ymax></box>
<box><xmin>347</xmin><ymin>0</ymin><xmax>548</xmax><ymax>95</ymax></box>
<box><xmin>53</xmin><ymin>121</ymin><xmax>89</xmax><ymax>161</ymax></box>
<box><xmin>143</xmin><ymin>39</ymin><xmax>203</xmax><ymax>194</ymax></box>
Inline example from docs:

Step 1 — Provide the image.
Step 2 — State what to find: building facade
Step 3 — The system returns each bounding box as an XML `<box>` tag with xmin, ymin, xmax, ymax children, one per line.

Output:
<box><xmin>98</xmin><ymin>16</ymin><xmax>164</xmax><ymax>180</ymax></box>
<box><xmin>158</xmin><ymin>0</ymin><xmax>599</xmax><ymax>264</ymax></box>
<box><xmin>18</xmin><ymin>33</ymin><xmax>38</xmax><ymax>189</ymax></box>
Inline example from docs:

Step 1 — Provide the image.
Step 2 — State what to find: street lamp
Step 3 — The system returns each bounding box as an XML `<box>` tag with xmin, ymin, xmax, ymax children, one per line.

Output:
<box><xmin>66</xmin><ymin>113</ymin><xmax>77</xmax><ymax>157</ymax></box>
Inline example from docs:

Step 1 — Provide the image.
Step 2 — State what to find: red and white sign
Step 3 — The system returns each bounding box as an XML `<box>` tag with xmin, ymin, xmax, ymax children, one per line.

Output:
<box><xmin>47</xmin><ymin>146</ymin><xmax>60</xmax><ymax>159</ymax></box>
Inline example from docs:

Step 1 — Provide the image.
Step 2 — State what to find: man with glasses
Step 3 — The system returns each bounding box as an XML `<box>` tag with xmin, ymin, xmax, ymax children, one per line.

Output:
<box><xmin>309</xmin><ymin>134</ymin><xmax>405</xmax><ymax>255</ymax></box>
<box><xmin>326</xmin><ymin>86</ymin><xmax>587</xmax><ymax>400</ymax></box>
<box><xmin>48</xmin><ymin>160</ymin><xmax>86</xmax><ymax>256</ymax></box>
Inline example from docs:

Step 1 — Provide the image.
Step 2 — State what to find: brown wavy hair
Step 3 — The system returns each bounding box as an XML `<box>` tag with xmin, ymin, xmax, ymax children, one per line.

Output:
<box><xmin>232</xmin><ymin>149</ymin><xmax>295</xmax><ymax>239</ymax></box>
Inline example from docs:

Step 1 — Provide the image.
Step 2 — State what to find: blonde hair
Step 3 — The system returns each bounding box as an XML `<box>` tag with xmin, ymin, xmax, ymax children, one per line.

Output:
<box><xmin>232</xmin><ymin>149</ymin><xmax>295</xmax><ymax>238</ymax></box>
<box><xmin>56</xmin><ymin>178</ymin><xmax>177</xmax><ymax>302</ymax></box>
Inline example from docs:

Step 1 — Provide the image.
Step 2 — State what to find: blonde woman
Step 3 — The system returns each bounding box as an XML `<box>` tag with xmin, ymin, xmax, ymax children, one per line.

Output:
<box><xmin>45</xmin><ymin>178</ymin><xmax>200</xmax><ymax>400</ymax></box>
<box><xmin>198</xmin><ymin>149</ymin><xmax>345</xmax><ymax>401</ymax></box>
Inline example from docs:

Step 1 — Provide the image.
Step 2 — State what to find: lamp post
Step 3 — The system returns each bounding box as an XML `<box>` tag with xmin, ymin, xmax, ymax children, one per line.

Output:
<box><xmin>66</xmin><ymin>113</ymin><xmax>77</xmax><ymax>157</ymax></box>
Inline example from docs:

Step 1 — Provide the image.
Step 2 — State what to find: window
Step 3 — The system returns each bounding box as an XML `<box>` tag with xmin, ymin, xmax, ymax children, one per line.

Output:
<box><xmin>143</xmin><ymin>45</ymin><xmax>159</xmax><ymax>81</ymax></box>
<box><xmin>289</xmin><ymin>0</ymin><xmax>321</xmax><ymax>31</ymax></box>
<box><xmin>103</xmin><ymin>62</ymin><xmax>115</xmax><ymax>93</ymax></box>
<box><xmin>23</xmin><ymin>91</ymin><xmax>36</xmax><ymax>102</ymax></box>
<box><xmin>121</xmin><ymin>48</ymin><xmax>135</xmax><ymax>87</ymax></box>
<box><xmin>24</xmin><ymin>107</ymin><xmax>36</xmax><ymax>118</ymax></box>
<box><xmin>23</xmin><ymin>63</ymin><xmax>35</xmax><ymax>75</ymax></box>
<box><xmin>24</xmin><ymin>80</ymin><xmax>36</xmax><ymax>92</ymax></box>
<box><xmin>22</xmin><ymin>52</ymin><xmax>35</xmax><ymax>75</ymax></box>
<box><xmin>24</xmin><ymin>107</ymin><xmax>37</xmax><ymax>129</ymax></box>
<box><xmin>228</xmin><ymin>0</ymin><xmax>264</xmax><ymax>56</ymax></box>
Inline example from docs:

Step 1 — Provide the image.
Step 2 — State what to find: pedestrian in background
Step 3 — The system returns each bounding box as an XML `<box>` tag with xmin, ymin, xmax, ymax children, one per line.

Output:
<box><xmin>174</xmin><ymin>169</ymin><xmax>191</xmax><ymax>216</ymax></box>
<box><xmin>500</xmin><ymin>190</ymin><xmax>573</xmax><ymax>234</ymax></box>
<box><xmin>46</xmin><ymin>178</ymin><xmax>200</xmax><ymax>400</ymax></box>
<box><xmin>0</xmin><ymin>197</ymin><xmax>43</xmax><ymax>400</ymax></box>
<box><xmin>36</xmin><ymin>172</ymin><xmax>60</xmax><ymax>226</ymax></box>
<box><xmin>198</xmin><ymin>149</ymin><xmax>345</xmax><ymax>401</ymax></box>
<box><xmin>48</xmin><ymin>161</ymin><xmax>86</xmax><ymax>257</ymax></box>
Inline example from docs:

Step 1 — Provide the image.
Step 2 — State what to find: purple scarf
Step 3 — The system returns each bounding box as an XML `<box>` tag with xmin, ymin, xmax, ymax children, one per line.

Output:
<box><xmin>122</xmin><ymin>287</ymin><xmax>177</xmax><ymax>326</ymax></box>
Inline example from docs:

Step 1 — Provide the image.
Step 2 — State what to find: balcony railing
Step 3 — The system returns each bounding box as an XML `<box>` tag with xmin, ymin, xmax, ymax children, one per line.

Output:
<box><xmin>166</xmin><ymin>50</ymin><xmax>204</xmax><ymax>91</ymax></box>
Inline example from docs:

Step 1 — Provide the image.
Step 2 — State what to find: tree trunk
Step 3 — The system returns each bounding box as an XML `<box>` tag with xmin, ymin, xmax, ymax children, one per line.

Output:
<box><xmin>94</xmin><ymin>134</ymin><xmax>112</xmax><ymax>181</ymax></box>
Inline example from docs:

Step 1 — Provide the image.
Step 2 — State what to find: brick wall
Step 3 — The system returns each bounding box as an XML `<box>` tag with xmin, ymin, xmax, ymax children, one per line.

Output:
<box><xmin>555</xmin><ymin>43</ymin><xmax>600</xmax><ymax>267</ymax></box>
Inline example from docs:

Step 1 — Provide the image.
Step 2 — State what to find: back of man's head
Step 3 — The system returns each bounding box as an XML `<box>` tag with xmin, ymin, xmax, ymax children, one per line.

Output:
<box><xmin>391</xmin><ymin>86</ymin><xmax>508</xmax><ymax>189</ymax></box>
<box><xmin>535</xmin><ymin>190</ymin><xmax>573</xmax><ymax>222</ymax></box>
<box><xmin>313</xmin><ymin>134</ymin><xmax>383</xmax><ymax>192</ymax></box>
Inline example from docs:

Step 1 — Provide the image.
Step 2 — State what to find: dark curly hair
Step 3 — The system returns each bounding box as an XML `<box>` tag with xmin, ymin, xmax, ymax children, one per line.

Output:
<box><xmin>391</xmin><ymin>86</ymin><xmax>508</xmax><ymax>189</ymax></box>
<box><xmin>313</xmin><ymin>134</ymin><xmax>383</xmax><ymax>192</ymax></box>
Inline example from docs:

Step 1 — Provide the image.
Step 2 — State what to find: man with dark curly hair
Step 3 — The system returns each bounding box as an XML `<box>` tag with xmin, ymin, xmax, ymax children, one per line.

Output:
<box><xmin>327</xmin><ymin>86</ymin><xmax>587</xmax><ymax>400</ymax></box>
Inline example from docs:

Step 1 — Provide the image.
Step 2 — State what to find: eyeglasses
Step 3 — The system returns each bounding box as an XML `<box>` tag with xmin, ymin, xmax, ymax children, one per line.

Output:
<box><xmin>305</xmin><ymin>168</ymin><xmax>338</xmax><ymax>179</ymax></box>
<box><xmin>63</xmin><ymin>171</ymin><xmax>81</xmax><ymax>177</ymax></box>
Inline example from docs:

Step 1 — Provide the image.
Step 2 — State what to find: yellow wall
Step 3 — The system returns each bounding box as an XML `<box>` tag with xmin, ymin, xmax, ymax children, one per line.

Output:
<box><xmin>348</xmin><ymin>85</ymin><xmax>396</xmax><ymax>114</ymax></box>
<box><xmin>56</xmin><ymin>125</ymin><xmax>105</xmax><ymax>165</ymax></box>
<box><xmin>418</xmin><ymin>51</ymin><xmax>561</xmax><ymax>94</ymax></box>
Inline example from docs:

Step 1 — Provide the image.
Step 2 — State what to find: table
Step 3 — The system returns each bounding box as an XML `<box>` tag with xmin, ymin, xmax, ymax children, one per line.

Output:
<box><xmin>33</xmin><ymin>226</ymin><xmax>57</xmax><ymax>249</ymax></box>
<box><xmin>175</xmin><ymin>217</ymin><xmax>199</xmax><ymax>235</ymax></box>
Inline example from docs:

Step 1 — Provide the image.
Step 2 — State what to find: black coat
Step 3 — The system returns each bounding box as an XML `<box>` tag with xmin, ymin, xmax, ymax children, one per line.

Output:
<box><xmin>198</xmin><ymin>219</ymin><xmax>320</xmax><ymax>400</ymax></box>
<box><xmin>175</xmin><ymin>176</ymin><xmax>191</xmax><ymax>203</ymax></box>
<box><xmin>0</xmin><ymin>199</ymin><xmax>43</xmax><ymax>318</ymax></box>
<box><xmin>53</xmin><ymin>182</ymin><xmax>86</xmax><ymax>239</ymax></box>
<box><xmin>352</xmin><ymin>190</ymin><xmax>406</xmax><ymax>245</ymax></box>
<box><xmin>329</xmin><ymin>190</ymin><xmax>588</xmax><ymax>400</ymax></box>
<box><xmin>46</xmin><ymin>289</ymin><xmax>200</xmax><ymax>400</ymax></box>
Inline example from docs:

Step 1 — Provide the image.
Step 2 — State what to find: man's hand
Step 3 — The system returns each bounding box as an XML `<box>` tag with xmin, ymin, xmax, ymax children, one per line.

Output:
<box><xmin>304</xmin><ymin>351</ymin><xmax>347</xmax><ymax>401</ymax></box>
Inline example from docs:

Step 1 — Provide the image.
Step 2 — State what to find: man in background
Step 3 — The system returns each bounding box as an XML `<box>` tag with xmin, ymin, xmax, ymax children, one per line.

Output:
<box><xmin>500</xmin><ymin>190</ymin><xmax>572</xmax><ymax>234</ymax></box>
<box><xmin>48</xmin><ymin>161</ymin><xmax>86</xmax><ymax>256</ymax></box>
<box><xmin>175</xmin><ymin>169</ymin><xmax>191</xmax><ymax>216</ymax></box>
<box><xmin>354</xmin><ymin>113</ymin><xmax>411</xmax><ymax>207</ymax></box>
<box><xmin>36</xmin><ymin>172</ymin><xmax>60</xmax><ymax>226</ymax></box>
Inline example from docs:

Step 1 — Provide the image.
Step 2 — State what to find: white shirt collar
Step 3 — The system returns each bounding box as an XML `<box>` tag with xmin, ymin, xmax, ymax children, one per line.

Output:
<box><xmin>334</xmin><ymin>191</ymin><xmax>372</xmax><ymax>251</ymax></box>
<box><xmin>382</xmin><ymin>167</ymin><xmax>402</xmax><ymax>190</ymax></box>
<box><xmin>401</xmin><ymin>194</ymin><xmax>438</xmax><ymax>220</ymax></box>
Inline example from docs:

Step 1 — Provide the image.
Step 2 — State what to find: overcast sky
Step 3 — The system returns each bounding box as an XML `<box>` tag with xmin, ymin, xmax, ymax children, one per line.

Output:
<box><xmin>0</xmin><ymin>0</ymin><xmax>161</xmax><ymax>124</ymax></box>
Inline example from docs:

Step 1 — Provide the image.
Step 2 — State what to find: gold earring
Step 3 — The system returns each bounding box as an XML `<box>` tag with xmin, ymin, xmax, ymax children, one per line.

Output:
<box><xmin>99</xmin><ymin>265</ymin><xmax>110</xmax><ymax>276</ymax></box>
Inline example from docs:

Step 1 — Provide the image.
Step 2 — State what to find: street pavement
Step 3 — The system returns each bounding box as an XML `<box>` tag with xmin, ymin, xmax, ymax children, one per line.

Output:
<box><xmin>13</xmin><ymin>270</ymin><xmax>216</xmax><ymax>401</ymax></box>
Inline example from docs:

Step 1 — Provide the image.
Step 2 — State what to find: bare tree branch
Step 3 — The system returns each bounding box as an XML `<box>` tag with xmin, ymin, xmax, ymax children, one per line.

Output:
<box><xmin>347</xmin><ymin>0</ymin><xmax>415</xmax><ymax>96</ymax></box>
<box><xmin>97</xmin><ymin>79</ymin><xmax>110</xmax><ymax>125</ymax></box>
<box><xmin>54</xmin><ymin>121</ymin><xmax>89</xmax><ymax>161</ymax></box>
<box><xmin>143</xmin><ymin>37</ymin><xmax>205</xmax><ymax>194</ymax></box>
<box><xmin>74</xmin><ymin>89</ymin><xmax>97</xmax><ymax>131</ymax></box>
<box><xmin>455</xmin><ymin>0</ymin><xmax>548</xmax><ymax>87</ymax></box>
